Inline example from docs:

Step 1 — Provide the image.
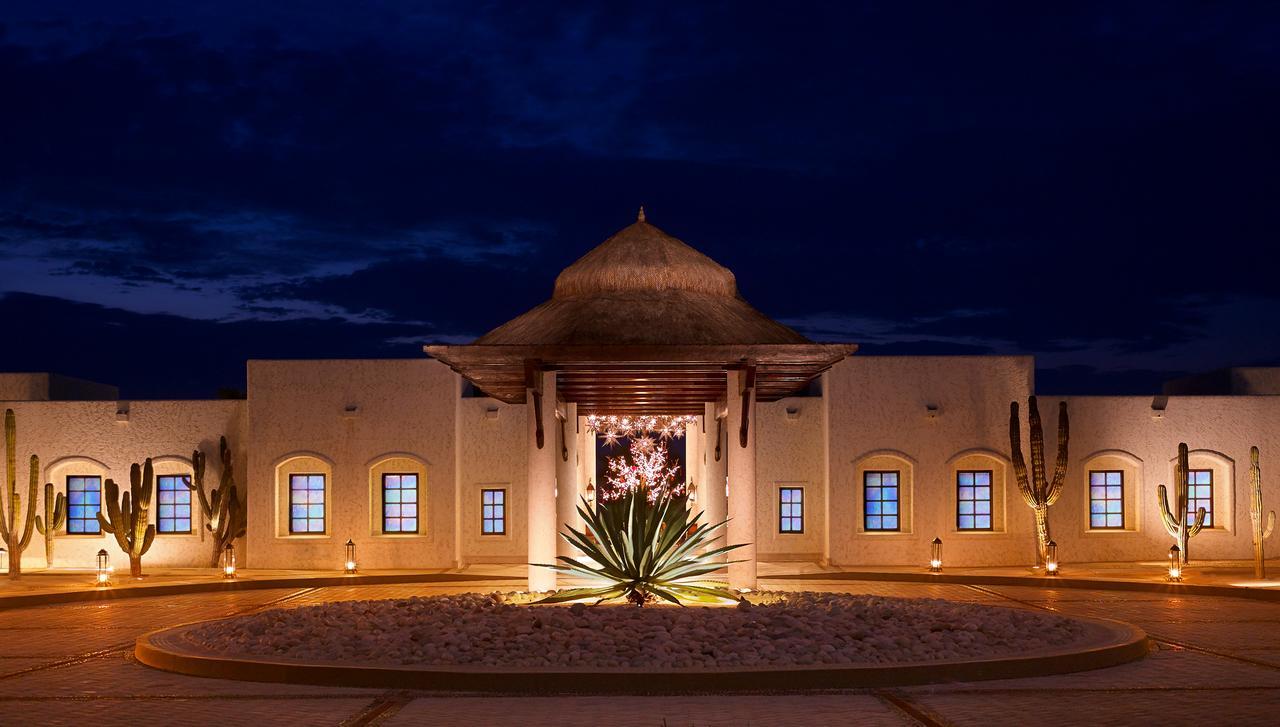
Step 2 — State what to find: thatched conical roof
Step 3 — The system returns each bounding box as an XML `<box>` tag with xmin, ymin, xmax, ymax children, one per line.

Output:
<box><xmin>475</xmin><ymin>211</ymin><xmax>810</xmax><ymax>346</ymax></box>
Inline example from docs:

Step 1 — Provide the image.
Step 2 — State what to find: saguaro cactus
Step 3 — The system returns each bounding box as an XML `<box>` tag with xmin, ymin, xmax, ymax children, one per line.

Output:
<box><xmin>188</xmin><ymin>437</ymin><xmax>246</xmax><ymax>567</ymax></box>
<box><xmin>1249</xmin><ymin>446</ymin><xmax>1275</xmax><ymax>579</ymax></box>
<box><xmin>1010</xmin><ymin>396</ymin><xmax>1069</xmax><ymax>568</ymax></box>
<box><xmin>0</xmin><ymin>409</ymin><xmax>39</xmax><ymax>578</ymax></box>
<box><xmin>1158</xmin><ymin>442</ymin><xmax>1206</xmax><ymax>568</ymax></box>
<box><xmin>34</xmin><ymin>481</ymin><xmax>66</xmax><ymax>568</ymax></box>
<box><xmin>97</xmin><ymin>459</ymin><xmax>156</xmax><ymax>577</ymax></box>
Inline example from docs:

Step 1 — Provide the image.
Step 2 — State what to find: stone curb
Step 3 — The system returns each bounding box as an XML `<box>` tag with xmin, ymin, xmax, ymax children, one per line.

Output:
<box><xmin>134</xmin><ymin>614</ymin><xmax>1150</xmax><ymax>693</ymax></box>
<box><xmin>0</xmin><ymin>572</ymin><xmax>523</xmax><ymax>611</ymax></box>
<box><xmin>769</xmin><ymin>570</ymin><xmax>1280</xmax><ymax>601</ymax></box>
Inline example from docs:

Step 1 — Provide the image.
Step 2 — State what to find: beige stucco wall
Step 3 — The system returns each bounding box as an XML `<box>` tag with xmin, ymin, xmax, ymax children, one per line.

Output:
<box><xmin>754</xmin><ymin>397</ymin><xmax>825</xmax><ymax>559</ymax></box>
<box><xmin>245</xmin><ymin>359</ymin><xmax>457</xmax><ymax>569</ymax></box>
<box><xmin>825</xmin><ymin>355</ymin><xmax>1037</xmax><ymax>567</ymax></box>
<box><xmin>0</xmin><ymin>399</ymin><xmax>245</xmax><ymax>570</ymax></box>
<box><xmin>455</xmin><ymin>396</ymin><xmax>528</xmax><ymax>563</ymax></box>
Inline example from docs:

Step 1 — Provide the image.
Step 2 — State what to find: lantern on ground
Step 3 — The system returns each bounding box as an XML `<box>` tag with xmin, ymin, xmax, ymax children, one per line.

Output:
<box><xmin>1045</xmin><ymin>540</ymin><xmax>1059</xmax><ymax>575</ymax></box>
<box><xmin>1168</xmin><ymin>545</ymin><xmax>1183</xmax><ymax>582</ymax></box>
<box><xmin>221</xmin><ymin>542</ymin><xmax>237</xmax><ymax>579</ymax></box>
<box><xmin>344</xmin><ymin>539</ymin><xmax>357</xmax><ymax>574</ymax></box>
<box><xmin>95</xmin><ymin>549</ymin><xmax>111</xmax><ymax>586</ymax></box>
<box><xmin>929</xmin><ymin>537</ymin><xmax>943</xmax><ymax>573</ymax></box>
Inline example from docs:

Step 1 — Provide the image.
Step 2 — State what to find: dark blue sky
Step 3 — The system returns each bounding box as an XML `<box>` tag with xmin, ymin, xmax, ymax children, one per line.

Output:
<box><xmin>3</xmin><ymin>2</ymin><xmax>1279</xmax><ymax>398</ymax></box>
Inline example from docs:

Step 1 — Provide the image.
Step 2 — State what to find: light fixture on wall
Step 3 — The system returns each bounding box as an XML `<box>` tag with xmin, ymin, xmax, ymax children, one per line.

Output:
<box><xmin>221</xmin><ymin>543</ymin><xmax>237</xmax><ymax>579</ymax></box>
<box><xmin>344</xmin><ymin>539</ymin><xmax>358</xmax><ymax>574</ymax></box>
<box><xmin>1045</xmin><ymin>540</ymin><xmax>1059</xmax><ymax>575</ymax></box>
<box><xmin>95</xmin><ymin>549</ymin><xmax>112</xmax><ymax>586</ymax></box>
<box><xmin>0</xmin><ymin>547</ymin><xmax>6</xmax><ymax>573</ymax></box>
<box><xmin>585</xmin><ymin>480</ymin><xmax>595</xmax><ymax>507</ymax></box>
<box><xmin>1167</xmin><ymin>545</ymin><xmax>1183</xmax><ymax>582</ymax></box>
<box><xmin>929</xmin><ymin>537</ymin><xmax>943</xmax><ymax>573</ymax></box>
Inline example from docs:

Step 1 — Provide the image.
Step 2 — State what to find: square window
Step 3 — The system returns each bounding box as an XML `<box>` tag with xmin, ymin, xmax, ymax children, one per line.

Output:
<box><xmin>481</xmin><ymin>488</ymin><xmax>506</xmax><ymax>535</ymax></box>
<box><xmin>956</xmin><ymin>471</ymin><xmax>993</xmax><ymax>531</ymax></box>
<box><xmin>289</xmin><ymin>474</ymin><xmax>325</xmax><ymax>534</ymax></box>
<box><xmin>156</xmin><ymin>475</ymin><xmax>192</xmax><ymax>534</ymax></box>
<box><xmin>66</xmin><ymin>476</ymin><xmax>102</xmax><ymax>534</ymax></box>
<box><xmin>381</xmin><ymin>473</ymin><xmax>419</xmax><ymax>534</ymax></box>
<box><xmin>779</xmin><ymin>487</ymin><xmax>804</xmax><ymax>533</ymax></box>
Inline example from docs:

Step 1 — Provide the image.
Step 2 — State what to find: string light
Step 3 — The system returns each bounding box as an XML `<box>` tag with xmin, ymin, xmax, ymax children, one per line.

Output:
<box><xmin>585</xmin><ymin>414</ymin><xmax>697</xmax><ymax>445</ymax></box>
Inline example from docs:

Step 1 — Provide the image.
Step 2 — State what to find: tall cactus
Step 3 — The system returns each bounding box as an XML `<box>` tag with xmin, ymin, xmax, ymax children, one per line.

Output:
<box><xmin>34</xmin><ymin>481</ymin><xmax>66</xmax><ymax>568</ymax></box>
<box><xmin>188</xmin><ymin>437</ymin><xmax>246</xmax><ymax>567</ymax></box>
<box><xmin>97</xmin><ymin>459</ymin><xmax>156</xmax><ymax>577</ymax></box>
<box><xmin>1010</xmin><ymin>396</ymin><xmax>1069</xmax><ymax>568</ymax></box>
<box><xmin>0</xmin><ymin>409</ymin><xmax>39</xmax><ymax>578</ymax></box>
<box><xmin>1158</xmin><ymin>442</ymin><xmax>1206</xmax><ymax>568</ymax></box>
<box><xmin>1250</xmin><ymin>446</ymin><xmax>1275</xmax><ymax>579</ymax></box>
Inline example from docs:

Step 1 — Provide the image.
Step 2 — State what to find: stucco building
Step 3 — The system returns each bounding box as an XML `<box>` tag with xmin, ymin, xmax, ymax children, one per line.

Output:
<box><xmin>4</xmin><ymin>214</ymin><xmax>1277</xmax><ymax>588</ymax></box>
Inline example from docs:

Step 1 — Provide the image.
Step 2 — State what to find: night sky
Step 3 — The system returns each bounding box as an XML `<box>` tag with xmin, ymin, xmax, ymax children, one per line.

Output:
<box><xmin>3</xmin><ymin>2</ymin><xmax>1279</xmax><ymax>399</ymax></box>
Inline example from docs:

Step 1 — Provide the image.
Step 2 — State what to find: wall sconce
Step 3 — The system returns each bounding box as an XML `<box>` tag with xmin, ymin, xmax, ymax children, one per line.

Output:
<box><xmin>925</xmin><ymin>404</ymin><xmax>940</xmax><ymax>420</ymax></box>
<box><xmin>221</xmin><ymin>543</ymin><xmax>237</xmax><ymax>579</ymax></box>
<box><xmin>0</xmin><ymin>547</ymin><xmax>6</xmax><ymax>573</ymax></box>
<box><xmin>1168</xmin><ymin>545</ymin><xmax>1182</xmax><ymax>582</ymax></box>
<box><xmin>344</xmin><ymin>539</ymin><xmax>358</xmax><ymax>574</ymax></box>
<box><xmin>96</xmin><ymin>549</ymin><xmax>112</xmax><ymax>586</ymax></box>
<box><xmin>585</xmin><ymin>480</ymin><xmax>595</xmax><ymax>507</ymax></box>
<box><xmin>484</xmin><ymin>406</ymin><xmax>500</xmax><ymax>420</ymax></box>
<box><xmin>929</xmin><ymin>537</ymin><xmax>943</xmax><ymax>573</ymax></box>
<box><xmin>1045</xmin><ymin>540</ymin><xmax>1059</xmax><ymax>575</ymax></box>
<box><xmin>785</xmin><ymin>406</ymin><xmax>800</xmax><ymax>421</ymax></box>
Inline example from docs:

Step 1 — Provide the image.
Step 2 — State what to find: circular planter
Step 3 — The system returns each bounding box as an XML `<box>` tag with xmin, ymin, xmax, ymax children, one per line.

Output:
<box><xmin>136</xmin><ymin>613</ymin><xmax>1148</xmax><ymax>693</ymax></box>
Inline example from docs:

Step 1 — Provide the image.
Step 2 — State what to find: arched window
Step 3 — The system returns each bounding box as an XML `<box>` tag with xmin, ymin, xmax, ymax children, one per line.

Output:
<box><xmin>852</xmin><ymin>450</ymin><xmax>916</xmax><ymax>534</ymax></box>
<box><xmin>946</xmin><ymin>449</ymin><xmax>1009</xmax><ymax>534</ymax></box>
<box><xmin>274</xmin><ymin>453</ymin><xmax>333</xmax><ymax>538</ymax></box>
<box><xmin>367</xmin><ymin>454</ymin><xmax>428</xmax><ymax>537</ymax></box>
<box><xmin>1081</xmin><ymin>450</ymin><xmax>1142</xmax><ymax>533</ymax></box>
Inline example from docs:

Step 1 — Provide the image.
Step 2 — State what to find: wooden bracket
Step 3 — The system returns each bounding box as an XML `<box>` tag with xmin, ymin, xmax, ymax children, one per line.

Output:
<box><xmin>714</xmin><ymin>417</ymin><xmax>723</xmax><ymax>462</ymax></box>
<box><xmin>739</xmin><ymin>365</ymin><xmax>756</xmax><ymax>448</ymax></box>
<box><xmin>559</xmin><ymin>417</ymin><xmax>568</xmax><ymax>462</ymax></box>
<box><xmin>525</xmin><ymin>359</ymin><xmax>545</xmax><ymax>449</ymax></box>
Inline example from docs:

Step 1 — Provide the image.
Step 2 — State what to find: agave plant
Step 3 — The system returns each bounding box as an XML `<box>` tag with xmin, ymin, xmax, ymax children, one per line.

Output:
<box><xmin>534</xmin><ymin>491</ymin><xmax>745</xmax><ymax>606</ymax></box>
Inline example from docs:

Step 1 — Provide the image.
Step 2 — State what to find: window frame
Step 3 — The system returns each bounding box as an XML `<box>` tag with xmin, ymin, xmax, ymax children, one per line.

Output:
<box><xmin>480</xmin><ymin>488</ymin><xmax>506</xmax><ymax>536</ymax></box>
<box><xmin>862</xmin><ymin>470</ymin><xmax>901</xmax><ymax>532</ymax></box>
<box><xmin>955</xmin><ymin>469</ymin><xmax>994</xmax><ymax>531</ymax></box>
<box><xmin>288</xmin><ymin>473</ymin><xmax>327</xmax><ymax>535</ymax></box>
<box><xmin>778</xmin><ymin>486</ymin><xmax>805</xmax><ymax>534</ymax></box>
<box><xmin>65</xmin><ymin>475</ymin><xmax>103</xmax><ymax>535</ymax></box>
<box><xmin>1087</xmin><ymin>470</ymin><xmax>1125</xmax><ymax>530</ymax></box>
<box><xmin>1186</xmin><ymin>468</ymin><xmax>1214</xmax><ymax>528</ymax></box>
<box><xmin>155</xmin><ymin>474</ymin><xmax>194</xmax><ymax>535</ymax></box>
<box><xmin>381</xmin><ymin>472</ymin><xmax>419</xmax><ymax>534</ymax></box>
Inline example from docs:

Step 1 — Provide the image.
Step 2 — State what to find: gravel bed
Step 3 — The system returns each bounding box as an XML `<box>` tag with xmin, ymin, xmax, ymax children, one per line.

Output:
<box><xmin>183</xmin><ymin>591</ymin><xmax>1099</xmax><ymax>669</ymax></box>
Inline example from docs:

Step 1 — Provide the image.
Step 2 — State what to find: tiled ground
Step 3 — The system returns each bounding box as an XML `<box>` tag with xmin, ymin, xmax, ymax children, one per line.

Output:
<box><xmin>1</xmin><ymin>578</ymin><xmax>1278</xmax><ymax>725</ymax></box>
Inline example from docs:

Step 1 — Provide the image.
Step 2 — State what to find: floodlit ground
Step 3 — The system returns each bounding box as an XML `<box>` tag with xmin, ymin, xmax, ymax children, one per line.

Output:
<box><xmin>1</xmin><ymin>572</ymin><xmax>1279</xmax><ymax>725</ymax></box>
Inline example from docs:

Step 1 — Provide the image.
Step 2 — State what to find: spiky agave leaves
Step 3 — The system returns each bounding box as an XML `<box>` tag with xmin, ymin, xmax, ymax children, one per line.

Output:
<box><xmin>534</xmin><ymin>492</ymin><xmax>746</xmax><ymax>606</ymax></box>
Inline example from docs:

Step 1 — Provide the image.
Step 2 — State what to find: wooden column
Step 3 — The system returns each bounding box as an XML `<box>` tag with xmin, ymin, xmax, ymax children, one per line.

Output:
<box><xmin>726</xmin><ymin>369</ymin><xmax>757</xmax><ymax>589</ymax></box>
<box><xmin>555</xmin><ymin>402</ymin><xmax>579</xmax><ymax>559</ymax></box>
<box><xmin>703</xmin><ymin>401</ymin><xmax>729</xmax><ymax>561</ymax></box>
<box><xmin>527</xmin><ymin>370</ymin><xmax>557</xmax><ymax>591</ymax></box>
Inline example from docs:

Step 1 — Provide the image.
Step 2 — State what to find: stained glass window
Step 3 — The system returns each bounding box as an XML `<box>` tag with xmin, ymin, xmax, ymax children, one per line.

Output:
<box><xmin>481</xmin><ymin>488</ymin><xmax>505</xmax><ymax>535</ymax></box>
<box><xmin>956</xmin><ymin>470</ymin><xmax>993</xmax><ymax>530</ymax></box>
<box><xmin>863</xmin><ymin>471</ymin><xmax>900</xmax><ymax>531</ymax></box>
<box><xmin>1187</xmin><ymin>469</ymin><xmax>1213</xmax><ymax>527</ymax></box>
<box><xmin>382</xmin><ymin>473</ymin><xmax>419</xmax><ymax>533</ymax></box>
<box><xmin>156</xmin><ymin>475</ymin><xmax>193</xmax><ymax>533</ymax></box>
<box><xmin>289</xmin><ymin>474</ymin><xmax>326</xmax><ymax>534</ymax></box>
<box><xmin>1088</xmin><ymin>470</ymin><xmax>1124</xmax><ymax>529</ymax></box>
<box><xmin>66</xmin><ymin>476</ymin><xmax>102</xmax><ymax>534</ymax></box>
<box><xmin>779</xmin><ymin>487</ymin><xmax>804</xmax><ymax>533</ymax></box>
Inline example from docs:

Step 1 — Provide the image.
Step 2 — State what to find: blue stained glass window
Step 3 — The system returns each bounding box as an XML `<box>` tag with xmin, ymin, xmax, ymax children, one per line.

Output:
<box><xmin>1088</xmin><ymin>471</ymin><xmax>1125</xmax><ymax>529</ymax></box>
<box><xmin>957</xmin><ymin>470</ymin><xmax>993</xmax><ymax>530</ymax></box>
<box><xmin>289</xmin><ymin>474</ymin><xmax>326</xmax><ymax>533</ymax></box>
<box><xmin>481</xmin><ymin>488</ymin><xmax>505</xmax><ymax>535</ymax></box>
<box><xmin>66</xmin><ymin>476</ymin><xmax>102</xmax><ymax>534</ymax></box>
<box><xmin>156</xmin><ymin>475</ymin><xmax>192</xmax><ymax>533</ymax></box>
<box><xmin>779</xmin><ymin>487</ymin><xmax>804</xmax><ymax>533</ymax></box>
<box><xmin>863</xmin><ymin>471</ymin><xmax>900</xmax><ymax>531</ymax></box>
<box><xmin>1186</xmin><ymin>469</ymin><xmax>1213</xmax><ymax>527</ymax></box>
<box><xmin>382</xmin><ymin>473</ymin><xmax>419</xmax><ymax>533</ymax></box>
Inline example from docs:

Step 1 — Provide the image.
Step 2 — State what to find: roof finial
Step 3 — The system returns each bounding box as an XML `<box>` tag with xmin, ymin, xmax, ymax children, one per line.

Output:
<box><xmin>637</xmin><ymin>205</ymin><xmax>646</xmax><ymax>223</ymax></box>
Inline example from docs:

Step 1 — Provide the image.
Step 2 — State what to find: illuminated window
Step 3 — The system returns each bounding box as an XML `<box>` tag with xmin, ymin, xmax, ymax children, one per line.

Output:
<box><xmin>382</xmin><ymin>473</ymin><xmax>419</xmax><ymax>533</ymax></box>
<box><xmin>156</xmin><ymin>475</ymin><xmax>193</xmax><ymax>533</ymax></box>
<box><xmin>863</xmin><ymin>471</ymin><xmax>900</xmax><ymax>531</ymax></box>
<box><xmin>289</xmin><ymin>474</ymin><xmax>326</xmax><ymax>533</ymax></box>
<box><xmin>1187</xmin><ymin>469</ymin><xmax>1213</xmax><ymax>527</ymax></box>
<box><xmin>779</xmin><ymin>487</ymin><xmax>804</xmax><ymax>533</ymax></box>
<box><xmin>66</xmin><ymin>476</ymin><xmax>102</xmax><ymax>534</ymax></box>
<box><xmin>1088</xmin><ymin>471</ymin><xmax>1124</xmax><ymax>529</ymax></box>
<box><xmin>481</xmin><ymin>488</ymin><xmax>506</xmax><ymax>535</ymax></box>
<box><xmin>956</xmin><ymin>470</ymin><xmax>993</xmax><ymax>530</ymax></box>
